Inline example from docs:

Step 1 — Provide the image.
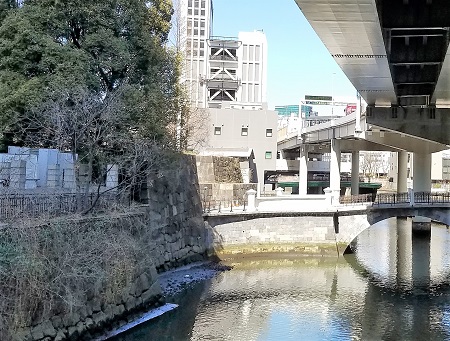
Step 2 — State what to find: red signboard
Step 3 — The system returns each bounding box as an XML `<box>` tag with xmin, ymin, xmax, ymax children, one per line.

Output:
<box><xmin>345</xmin><ymin>104</ymin><xmax>357</xmax><ymax>115</ymax></box>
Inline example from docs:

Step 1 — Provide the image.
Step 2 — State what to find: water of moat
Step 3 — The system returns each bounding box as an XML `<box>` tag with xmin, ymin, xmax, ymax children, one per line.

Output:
<box><xmin>113</xmin><ymin>217</ymin><xmax>450</xmax><ymax>341</ymax></box>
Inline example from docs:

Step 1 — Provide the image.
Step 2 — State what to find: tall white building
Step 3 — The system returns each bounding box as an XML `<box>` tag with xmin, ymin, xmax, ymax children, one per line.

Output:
<box><xmin>178</xmin><ymin>0</ymin><xmax>213</xmax><ymax>108</ymax></box>
<box><xmin>177</xmin><ymin>1</ymin><xmax>268</xmax><ymax>109</ymax></box>
<box><xmin>237</xmin><ymin>31</ymin><xmax>267</xmax><ymax>105</ymax></box>
<box><xmin>206</xmin><ymin>31</ymin><xmax>268</xmax><ymax>109</ymax></box>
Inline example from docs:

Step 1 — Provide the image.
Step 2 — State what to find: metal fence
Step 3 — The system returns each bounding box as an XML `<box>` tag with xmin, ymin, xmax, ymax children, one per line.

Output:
<box><xmin>0</xmin><ymin>192</ymin><xmax>124</xmax><ymax>221</ymax></box>
<box><xmin>339</xmin><ymin>193</ymin><xmax>374</xmax><ymax>205</ymax></box>
<box><xmin>202</xmin><ymin>196</ymin><xmax>248</xmax><ymax>213</ymax></box>
<box><xmin>373</xmin><ymin>192</ymin><xmax>410</xmax><ymax>205</ymax></box>
<box><xmin>340</xmin><ymin>191</ymin><xmax>450</xmax><ymax>206</ymax></box>
<box><xmin>414</xmin><ymin>191</ymin><xmax>450</xmax><ymax>204</ymax></box>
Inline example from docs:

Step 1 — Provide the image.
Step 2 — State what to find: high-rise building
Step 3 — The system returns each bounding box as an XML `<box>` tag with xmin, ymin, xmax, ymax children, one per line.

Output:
<box><xmin>206</xmin><ymin>31</ymin><xmax>268</xmax><ymax>109</ymax></box>
<box><xmin>177</xmin><ymin>1</ymin><xmax>268</xmax><ymax>109</ymax></box>
<box><xmin>178</xmin><ymin>0</ymin><xmax>213</xmax><ymax>108</ymax></box>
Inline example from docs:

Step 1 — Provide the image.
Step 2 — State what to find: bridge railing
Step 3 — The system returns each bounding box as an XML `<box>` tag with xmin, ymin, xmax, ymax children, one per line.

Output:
<box><xmin>414</xmin><ymin>191</ymin><xmax>450</xmax><ymax>204</ymax></box>
<box><xmin>373</xmin><ymin>192</ymin><xmax>410</xmax><ymax>205</ymax></box>
<box><xmin>202</xmin><ymin>197</ymin><xmax>248</xmax><ymax>213</ymax></box>
<box><xmin>339</xmin><ymin>193</ymin><xmax>374</xmax><ymax>205</ymax></box>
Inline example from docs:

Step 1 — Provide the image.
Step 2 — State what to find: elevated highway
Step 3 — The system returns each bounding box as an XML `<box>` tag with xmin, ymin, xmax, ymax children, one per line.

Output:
<box><xmin>278</xmin><ymin>110</ymin><xmax>448</xmax><ymax>155</ymax></box>
<box><xmin>294</xmin><ymin>0</ymin><xmax>450</xmax><ymax>145</ymax></box>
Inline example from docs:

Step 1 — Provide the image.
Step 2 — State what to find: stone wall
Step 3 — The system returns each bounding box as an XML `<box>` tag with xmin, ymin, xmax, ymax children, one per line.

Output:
<box><xmin>206</xmin><ymin>215</ymin><xmax>343</xmax><ymax>256</ymax></box>
<box><xmin>195</xmin><ymin>155</ymin><xmax>244</xmax><ymax>184</ymax></box>
<box><xmin>144</xmin><ymin>155</ymin><xmax>212</xmax><ymax>271</ymax></box>
<box><xmin>8</xmin><ymin>155</ymin><xmax>212</xmax><ymax>341</ymax></box>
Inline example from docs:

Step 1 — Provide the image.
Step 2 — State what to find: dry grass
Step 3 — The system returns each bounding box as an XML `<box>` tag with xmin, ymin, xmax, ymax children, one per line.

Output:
<box><xmin>0</xmin><ymin>211</ymin><xmax>152</xmax><ymax>339</ymax></box>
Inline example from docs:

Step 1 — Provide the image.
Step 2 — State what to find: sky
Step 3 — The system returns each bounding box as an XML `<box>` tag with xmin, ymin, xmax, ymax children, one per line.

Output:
<box><xmin>211</xmin><ymin>0</ymin><xmax>357</xmax><ymax>109</ymax></box>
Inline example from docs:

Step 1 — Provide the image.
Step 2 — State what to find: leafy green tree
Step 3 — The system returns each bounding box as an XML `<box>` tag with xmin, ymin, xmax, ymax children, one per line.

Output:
<box><xmin>0</xmin><ymin>0</ymin><xmax>178</xmax><ymax>150</ymax></box>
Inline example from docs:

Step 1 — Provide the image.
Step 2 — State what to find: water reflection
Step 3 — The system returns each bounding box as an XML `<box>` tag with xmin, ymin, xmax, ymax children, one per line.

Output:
<box><xmin>352</xmin><ymin>217</ymin><xmax>450</xmax><ymax>291</ymax></box>
<box><xmin>114</xmin><ymin>219</ymin><xmax>450</xmax><ymax>341</ymax></box>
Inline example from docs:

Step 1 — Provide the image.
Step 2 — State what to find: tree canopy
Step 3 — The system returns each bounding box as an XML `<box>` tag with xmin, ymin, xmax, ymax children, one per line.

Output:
<box><xmin>0</xmin><ymin>0</ymin><xmax>178</xmax><ymax>150</ymax></box>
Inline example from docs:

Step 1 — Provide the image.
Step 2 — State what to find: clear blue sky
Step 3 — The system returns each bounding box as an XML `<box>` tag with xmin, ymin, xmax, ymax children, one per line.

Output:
<box><xmin>212</xmin><ymin>0</ymin><xmax>357</xmax><ymax>109</ymax></box>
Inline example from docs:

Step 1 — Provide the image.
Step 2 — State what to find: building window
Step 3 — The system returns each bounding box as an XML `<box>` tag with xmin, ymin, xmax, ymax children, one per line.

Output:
<box><xmin>241</xmin><ymin>127</ymin><xmax>248</xmax><ymax>136</ymax></box>
<box><xmin>214</xmin><ymin>127</ymin><xmax>221</xmax><ymax>135</ymax></box>
<box><xmin>265</xmin><ymin>151</ymin><xmax>272</xmax><ymax>159</ymax></box>
<box><xmin>266</xmin><ymin>129</ymin><xmax>273</xmax><ymax>137</ymax></box>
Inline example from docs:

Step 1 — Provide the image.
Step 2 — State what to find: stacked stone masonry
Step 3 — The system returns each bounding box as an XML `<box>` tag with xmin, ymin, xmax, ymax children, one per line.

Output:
<box><xmin>11</xmin><ymin>156</ymin><xmax>212</xmax><ymax>341</ymax></box>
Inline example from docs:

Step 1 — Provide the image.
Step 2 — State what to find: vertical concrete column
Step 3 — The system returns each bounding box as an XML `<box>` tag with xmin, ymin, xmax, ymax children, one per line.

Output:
<box><xmin>397</xmin><ymin>151</ymin><xmax>408</xmax><ymax>193</ymax></box>
<box><xmin>246</xmin><ymin>189</ymin><xmax>257</xmax><ymax>212</ymax></box>
<box><xmin>298</xmin><ymin>145</ymin><xmax>308</xmax><ymax>195</ymax></box>
<box><xmin>412</xmin><ymin>152</ymin><xmax>431</xmax><ymax>192</ymax></box>
<box><xmin>412</xmin><ymin>152</ymin><xmax>432</xmax><ymax>234</ymax></box>
<box><xmin>46</xmin><ymin>164</ymin><xmax>61</xmax><ymax>188</ymax></box>
<box><xmin>330</xmin><ymin>139</ymin><xmax>341</xmax><ymax>202</ymax></box>
<box><xmin>351</xmin><ymin>151</ymin><xmax>359</xmax><ymax>195</ymax></box>
<box><xmin>9</xmin><ymin>160</ymin><xmax>26</xmax><ymax>189</ymax></box>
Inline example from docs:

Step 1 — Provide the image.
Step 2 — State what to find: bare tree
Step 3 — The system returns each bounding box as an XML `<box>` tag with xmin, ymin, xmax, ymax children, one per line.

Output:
<box><xmin>360</xmin><ymin>151</ymin><xmax>389</xmax><ymax>182</ymax></box>
<box><xmin>20</xmin><ymin>87</ymin><xmax>172</xmax><ymax>213</ymax></box>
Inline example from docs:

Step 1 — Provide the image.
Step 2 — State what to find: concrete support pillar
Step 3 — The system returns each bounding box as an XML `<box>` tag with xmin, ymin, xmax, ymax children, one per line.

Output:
<box><xmin>246</xmin><ymin>189</ymin><xmax>257</xmax><ymax>212</ymax></box>
<box><xmin>330</xmin><ymin>139</ymin><xmax>341</xmax><ymax>202</ymax></box>
<box><xmin>46</xmin><ymin>164</ymin><xmax>61</xmax><ymax>188</ymax></box>
<box><xmin>412</xmin><ymin>152</ymin><xmax>431</xmax><ymax>193</ymax></box>
<box><xmin>10</xmin><ymin>160</ymin><xmax>26</xmax><ymax>189</ymax></box>
<box><xmin>397</xmin><ymin>151</ymin><xmax>408</xmax><ymax>193</ymax></box>
<box><xmin>351</xmin><ymin>151</ymin><xmax>359</xmax><ymax>195</ymax></box>
<box><xmin>298</xmin><ymin>145</ymin><xmax>309</xmax><ymax>195</ymax></box>
<box><xmin>411</xmin><ymin>152</ymin><xmax>432</xmax><ymax>235</ymax></box>
<box><xmin>412</xmin><ymin>216</ymin><xmax>432</xmax><ymax>235</ymax></box>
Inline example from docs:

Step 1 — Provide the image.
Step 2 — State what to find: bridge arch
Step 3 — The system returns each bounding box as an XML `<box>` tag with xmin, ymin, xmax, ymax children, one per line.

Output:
<box><xmin>366</xmin><ymin>207</ymin><xmax>450</xmax><ymax>227</ymax></box>
<box><xmin>337</xmin><ymin>206</ymin><xmax>450</xmax><ymax>254</ymax></box>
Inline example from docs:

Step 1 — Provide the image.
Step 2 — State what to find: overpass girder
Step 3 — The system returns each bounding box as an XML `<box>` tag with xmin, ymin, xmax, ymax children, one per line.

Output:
<box><xmin>367</xmin><ymin>106</ymin><xmax>450</xmax><ymax>146</ymax></box>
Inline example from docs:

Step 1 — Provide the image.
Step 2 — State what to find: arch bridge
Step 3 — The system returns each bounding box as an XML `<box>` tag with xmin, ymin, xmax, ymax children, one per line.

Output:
<box><xmin>203</xmin><ymin>192</ymin><xmax>450</xmax><ymax>255</ymax></box>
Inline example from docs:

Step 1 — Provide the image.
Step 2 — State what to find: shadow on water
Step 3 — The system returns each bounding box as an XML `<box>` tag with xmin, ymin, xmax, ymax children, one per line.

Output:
<box><xmin>111</xmin><ymin>279</ymin><xmax>213</xmax><ymax>341</ymax></box>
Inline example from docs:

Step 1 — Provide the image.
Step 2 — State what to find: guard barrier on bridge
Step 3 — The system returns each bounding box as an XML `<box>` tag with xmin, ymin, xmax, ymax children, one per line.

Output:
<box><xmin>339</xmin><ymin>191</ymin><xmax>450</xmax><ymax>206</ymax></box>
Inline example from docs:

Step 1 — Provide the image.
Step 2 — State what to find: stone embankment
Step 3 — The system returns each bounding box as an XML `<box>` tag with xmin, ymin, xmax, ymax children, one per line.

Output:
<box><xmin>8</xmin><ymin>156</ymin><xmax>214</xmax><ymax>341</ymax></box>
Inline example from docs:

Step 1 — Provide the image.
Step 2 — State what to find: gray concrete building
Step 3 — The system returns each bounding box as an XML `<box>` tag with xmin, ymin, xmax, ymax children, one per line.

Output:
<box><xmin>205</xmin><ymin>108</ymin><xmax>277</xmax><ymax>188</ymax></box>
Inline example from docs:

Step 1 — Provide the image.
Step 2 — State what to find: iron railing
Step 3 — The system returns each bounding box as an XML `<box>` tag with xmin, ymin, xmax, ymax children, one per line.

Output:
<box><xmin>373</xmin><ymin>192</ymin><xmax>410</xmax><ymax>205</ymax></box>
<box><xmin>339</xmin><ymin>193</ymin><xmax>374</xmax><ymax>205</ymax></box>
<box><xmin>202</xmin><ymin>197</ymin><xmax>247</xmax><ymax>213</ymax></box>
<box><xmin>340</xmin><ymin>191</ymin><xmax>450</xmax><ymax>206</ymax></box>
<box><xmin>414</xmin><ymin>191</ymin><xmax>450</xmax><ymax>204</ymax></box>
<box><xmin>0</xmin><ymin>192</ymin><xmax>124</xmax><ymax>221</ymax></box>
